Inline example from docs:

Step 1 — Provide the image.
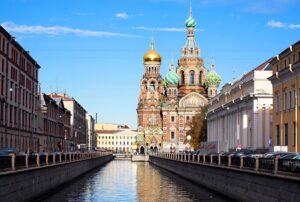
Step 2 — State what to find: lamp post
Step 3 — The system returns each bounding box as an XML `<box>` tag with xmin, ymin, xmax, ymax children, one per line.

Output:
<box><xmin>187</xmin><ymin>134</ymin><xmax>191</xmax><ymax>152</ymax></box>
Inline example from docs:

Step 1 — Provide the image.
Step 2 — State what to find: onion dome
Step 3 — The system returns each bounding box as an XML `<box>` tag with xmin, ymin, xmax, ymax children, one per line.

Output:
<box><xmin>143</xmin><ymin>37</ymin><xmax>161</xmax><ymax>63</ymax></box>
<box><xmin>185</xmin><ymin>2</ymin><xmax>196</xmax><ymax>28</ymax></box>
<box><xmin>165</xmin><ymin>61</ymin><xmax>180</xmax><ymax>85</ymax></box>
<box><xmin>206</xmin><ymin>64</ymin><xmax>221</xmax><ymax>87</ymax></box>
<box><xmin>185</xmin><ymin>16</ymin><xmax>196</xmax><ymax>28</ymax></box>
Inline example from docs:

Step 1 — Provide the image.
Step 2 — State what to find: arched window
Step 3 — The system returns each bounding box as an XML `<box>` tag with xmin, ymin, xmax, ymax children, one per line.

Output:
<box><xmin>181</xmin><ymin>71</ymin><xmax>185</xmax><ymax>84</ymax></box>
<box><xmin>190</xmin><ymin>70</ymin><xmax>195</xmax><ymax>84</ymax></box>
<box><xmin>210</xmin><ymin>89</ymin><xmax>212</xmax><ymax>95</ymax></box>
<box><xmin>174</xmin><ymin>89</ymin><xmax>177</xmax><ymax>95</ymax></box>
<box><xmin>199</xmin><ymin>71</ymin><xmax>203</xmax><ymax>85</ymax></box>
<box><xmin>150</xmin><ymin>82</ymin><xmax>155</xmax><ymax>91</ymax></box>
<box><xmin>168</xmin><ymin>89</ymin><xmax>171</xmax><ymax>95</ymax></box>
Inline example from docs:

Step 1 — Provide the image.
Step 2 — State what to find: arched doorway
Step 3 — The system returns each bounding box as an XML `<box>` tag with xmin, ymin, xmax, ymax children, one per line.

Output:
<box><xmin>140</xmin><ymin>146</ymin><xmax>145</xmax><ymax>154</ymax></box>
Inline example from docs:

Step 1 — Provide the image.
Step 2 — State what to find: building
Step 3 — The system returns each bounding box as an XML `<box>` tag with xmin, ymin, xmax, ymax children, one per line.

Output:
<box><xmin>49</xmin><ymin>93</ymin><xmax>87</xmax><ymax>151</ymax></box>
<box><xmin>86</xmin><ymin>113</ymin><xmax>95</xmax><ymax>151</ymax></box>
<box><xmin>207</xmin><ymin>59</ymin><xmax>273</xmax><ymax>151</ymax></box>
<box><xmin>96</xmin><ymin>124</ymin><xmax>138</xmax><ymax>153</ymax></box>
<box><xmin>95</xmin><ymin>123</ymin><xmax>121</xmax><ymax>131</ymax></box>
<box><xmin>38</xmin><ymin>93</ymin><xmax>71</xmax><ymax>152</ymax></box>
<box><xmin>0</xmin><ymin>25</ymin><xmax>40</xmax><ymax>152</ymax></box>
<box><xmin>268</xmin><ymin>40</ymin><xmax>300</xmax><ymax>152</ymax></box>
<box><xmin>136</xmin><ymin>5</ymin><xmax>220</xmax><ymax>153</ymax></box>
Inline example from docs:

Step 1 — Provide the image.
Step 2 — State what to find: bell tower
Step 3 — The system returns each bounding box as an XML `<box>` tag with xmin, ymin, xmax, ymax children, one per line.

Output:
<box><xmin>137</xmin><ymin>36</ymin><xmax>164</xmax><ymax>132</ymax></box>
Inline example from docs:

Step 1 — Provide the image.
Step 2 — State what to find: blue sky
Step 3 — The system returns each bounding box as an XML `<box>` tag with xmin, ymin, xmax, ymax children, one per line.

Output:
<box><xmin>1</xmin><ymin>0</ymin><xmax>300</xmax><ymax>128</ymax></box>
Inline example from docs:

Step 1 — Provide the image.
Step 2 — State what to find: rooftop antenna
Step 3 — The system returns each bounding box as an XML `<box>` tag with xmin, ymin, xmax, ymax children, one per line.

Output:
<box><xmin>55</xmin><ymin>74</ymin><xmax>59</xmax><ymax>92</ymax></box>
<box><xmin>232</xmin><ymin>69</ymin><xmax>236</xmax><ymax>83</ymax></box>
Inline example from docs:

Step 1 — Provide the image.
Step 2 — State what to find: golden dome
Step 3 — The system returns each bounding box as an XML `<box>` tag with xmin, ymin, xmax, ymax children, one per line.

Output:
<box><xmin>143</xmin><ymin>37</ymin><xmax>161</xmax><ymax>63</ymax></box>
<box><xmin>143</xmin><ymin>49</ymin><xmax>161</xmax><ymax>63</ymax></box>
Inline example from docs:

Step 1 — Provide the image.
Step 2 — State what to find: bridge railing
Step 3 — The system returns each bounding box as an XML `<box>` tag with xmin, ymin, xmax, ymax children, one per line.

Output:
<box><xmin>0</xmin><ymin>151</ymin><xmax>112</xmax><ymax>172</ymax></box>
<box><xmin>157</xmin><ymin>153</ymin><xmax>300</xmax><ymax>176</ymax></box>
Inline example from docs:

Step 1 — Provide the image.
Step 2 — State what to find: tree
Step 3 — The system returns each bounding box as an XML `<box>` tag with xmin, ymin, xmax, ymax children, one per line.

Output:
<box><xmin>186</xmin><ymin>105</ymin><xmax>208</xmax><ymax>150</ymax></box>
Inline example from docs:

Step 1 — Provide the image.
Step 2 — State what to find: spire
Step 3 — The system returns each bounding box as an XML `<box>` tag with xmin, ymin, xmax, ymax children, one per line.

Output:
<box><xmin>189</xmin><ymin>0</ymin><xmax>192</xmax><ymax>17</ymax></box>
<box><xmin>150</xmin><ymin>31</ymin><xmax>154</xmax><ymax>50</ymax></box>
<box><xmin>169</xmin><ymin>54</ymin><xmax>174</xmax><ymax>71</ymax></box>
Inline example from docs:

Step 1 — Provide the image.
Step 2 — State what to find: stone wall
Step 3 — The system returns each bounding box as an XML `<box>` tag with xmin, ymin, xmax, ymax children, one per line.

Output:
<box><xmin>150</xmin><ymin>156</ymin><xmax>300</xmax><ymax>202</ymax></box>
<box><xmin>0</xmin><ymin>154</ymin><xmax>113</xmax><ymax>202</ymax></box>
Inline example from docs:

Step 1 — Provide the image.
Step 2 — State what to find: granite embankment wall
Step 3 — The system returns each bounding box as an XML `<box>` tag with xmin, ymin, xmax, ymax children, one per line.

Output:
<box><xmin>150</xmin><ymin>156</ymin><xmax>300</xmax><ymax>202</ymax></box>
<box><xmin>0</xmin><ymin>154</ymin><xmax>113</xmax><ymax>202</ymax></box>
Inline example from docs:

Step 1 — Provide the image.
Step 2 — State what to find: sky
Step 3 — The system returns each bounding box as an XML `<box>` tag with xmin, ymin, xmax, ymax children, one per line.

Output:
<box><xmin>1</xmin><ymin>0</ymin><xmax>300</xmax><ymax>128</ymax></box>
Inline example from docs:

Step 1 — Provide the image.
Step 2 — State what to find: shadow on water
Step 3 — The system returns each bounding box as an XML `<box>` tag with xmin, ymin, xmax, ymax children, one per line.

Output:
<box><xmin>148</xmin><ymin>163</ymin><xmax>232</xmax><ymax>202</ymax></box>
<box><xmin>38</xmin><ymin>160</ymin><xmax>231</xmax><ymax>202</ymax></box>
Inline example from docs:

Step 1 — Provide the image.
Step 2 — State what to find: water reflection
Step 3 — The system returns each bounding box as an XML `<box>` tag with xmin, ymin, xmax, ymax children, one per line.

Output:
<box><xmin>42</xmin><ymin>161</ymin><xmax>227</xmax><ymax>202</ymax></box>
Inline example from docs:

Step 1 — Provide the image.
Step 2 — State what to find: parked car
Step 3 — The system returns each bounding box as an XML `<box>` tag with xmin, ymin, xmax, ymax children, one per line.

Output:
<box><xmin>0</xmin><ymin>148</ymin><xmax>17</xmax><ymax>156</ymax></box>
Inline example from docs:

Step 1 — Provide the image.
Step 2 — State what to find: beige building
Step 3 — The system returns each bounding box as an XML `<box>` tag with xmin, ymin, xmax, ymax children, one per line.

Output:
<box><xmin>269</xmin><ymin>40</ymin><xmax>300</xmax><ymax>152</ymax></box>
<box><xmin>96</xmin><ymin>124</ymin><xmax>137</xmax><ymax>153</ymax></box>
<box><xmin>207</xmin><ymin>59</ymin><xmax>273</xmax><ymax>151</ymax></box>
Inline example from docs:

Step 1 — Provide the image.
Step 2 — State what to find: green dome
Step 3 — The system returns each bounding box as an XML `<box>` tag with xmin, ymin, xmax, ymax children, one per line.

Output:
<box><xmin>185</xmin><ymin>16</ymin><xmax>196</xmax><ymax>28</ymax></box>
<box><xmin>206</xmin><ymin>69</ymin><xmax>221</xmax><ymax>86</ymax></box>
<box><xmin>165</xmin><ymin>68</ymin><xmax>180</xmax><ymax>85</ymax></box>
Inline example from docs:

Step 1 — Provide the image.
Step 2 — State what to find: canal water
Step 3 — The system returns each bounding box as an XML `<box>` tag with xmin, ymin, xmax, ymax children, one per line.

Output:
<box><xmin>42</xmin><ymin>160</ymin><xmax>228</xmax><ymax>202</ymax></box>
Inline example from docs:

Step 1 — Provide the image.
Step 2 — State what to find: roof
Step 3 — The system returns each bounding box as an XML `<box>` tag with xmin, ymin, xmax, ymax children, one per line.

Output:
<box><xmin>272</xmin><ymin>40</ymin><xmax>300</xmax><ymax>63</ymax></box>
<box><xmin>0</xmin><ymin>25</ymin><xmax>40</xmax><ymax>69</ymax></box>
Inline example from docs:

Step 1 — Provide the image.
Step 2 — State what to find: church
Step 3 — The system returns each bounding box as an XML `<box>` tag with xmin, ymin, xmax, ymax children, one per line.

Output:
<box><xmin>136</xmin><ymin>6</ymin><xmax>221</xmax><ymax>153</ymax></box>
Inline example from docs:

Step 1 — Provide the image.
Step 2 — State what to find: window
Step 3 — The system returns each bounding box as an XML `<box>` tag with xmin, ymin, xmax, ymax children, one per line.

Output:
<box><xmin>292</xmin><ymin>122</ymin><xmax>296</xmax><ymax>146</ymax></box>
<box><xmin>186</xmin><ymin>116</ymin><xmax>190</xmax><ymax>122</ymax></box>
<box><xmin>284</xmin><ymin>123</ymin><xmax>288</xmax><ymax>146</ymax></box>
<box><xmin>276</xmin><ymin>94</ymin><xmax>280</xmax><ymax>112</ymax></box>
<box><xmin>298</xmin><ymin>88</ymin><xmax>300</xmax><ymax>107</ymax></box>
<box><xmin>276</xmin><ymin>125</ymin><xmax>280</xmax><ymax>145</ymax></box>
<box><xmin>171</xmin><ymin>116</ymin><xmax>175</xmax><ymax>122</ymax></box>
<box><xmin>199</xmin><ymin>71</ymin><xmax>203</xmax><ymax>84</ymax></box>
<box><xmin>284</xmin><ymin>91</ymin><xmax>287</xmax><ymax>111</ymax></box>
<box><xmin>298</xmin><ymin>51</ymin><xmax>300</xmax><ymax>62</ymax></box>
<box><xmin>293</xmin><ymin>54</ymin><xmax>296</xmax><ymax>64</ymax></box>
<box><xmin>150</xmin><ymin>82</ymin><xmax>155</xmax><ymax>91</ymax></box>
<box><xmin>181</xmin><ymin>71</ymin><xmax>185</xmax><ymax>84</ymax></box>
<box><xmin>171</xmin><ymin>132</ymin><xmax>175</xmax><ymax>139</ymax></box>
<box><xmin>190</xmin><ymin>70</ymin><xmax>195</xmax><ymax>84</ymax></box>
<box><xmin>289</xmin><ymin>91</ymin><xmax>292</xmax><ymax>110</ymax></box>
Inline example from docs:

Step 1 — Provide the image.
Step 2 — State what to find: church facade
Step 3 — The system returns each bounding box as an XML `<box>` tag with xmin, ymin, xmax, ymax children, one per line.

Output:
<box><xmin>136</xmin><ymin>7</ymin><xmax>221</xmax><ymax>153</ymax></box>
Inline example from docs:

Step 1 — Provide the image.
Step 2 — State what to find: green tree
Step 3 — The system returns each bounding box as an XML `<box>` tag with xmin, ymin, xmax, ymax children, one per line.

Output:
<box><xmin>186</xmin><ymin>105</ymin><xmax>208</xmax><ymax>150</ymax></box>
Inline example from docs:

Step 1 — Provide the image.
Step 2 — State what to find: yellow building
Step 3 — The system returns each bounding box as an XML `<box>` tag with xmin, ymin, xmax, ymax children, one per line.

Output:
<box><xmin>269</xmin><ymin>40</ymin><xmax>300</xmax><ymax>152</ymax></box>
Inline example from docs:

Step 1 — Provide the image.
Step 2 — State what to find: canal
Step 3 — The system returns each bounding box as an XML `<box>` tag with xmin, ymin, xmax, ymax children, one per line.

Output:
<box><xmin>42</xmin><ymin>160</ymin><xmax>228</xmax><ymax>202</ymax></box>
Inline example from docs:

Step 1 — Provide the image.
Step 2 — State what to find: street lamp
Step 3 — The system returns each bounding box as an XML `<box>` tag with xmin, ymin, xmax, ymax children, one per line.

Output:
<box><xmin>187</xmin><ymin>134</ymin><xmax>191</xmax><ymax>152</ymax></box>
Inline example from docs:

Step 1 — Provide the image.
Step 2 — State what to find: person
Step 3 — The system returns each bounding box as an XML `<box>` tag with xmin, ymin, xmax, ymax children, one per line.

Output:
<box><xmin>268</xmin><ymin>136</ymin><xmax>272</xmax><ymax>146</ymax></box>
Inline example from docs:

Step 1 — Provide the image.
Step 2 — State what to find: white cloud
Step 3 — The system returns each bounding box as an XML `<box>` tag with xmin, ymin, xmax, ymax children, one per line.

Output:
<box><xmin>115</xmin><ymin>12</ymin><xmax>129</xmax><ymax>20</ymax></box>
<box><xmin>1</xmin><ymin>21</ymin><xmax>138</xmax><ymax>38</ymax></box>
<box><xmin>132</xmin><ymin>26</ymin><xmax>204</xmax><ymax>32</ymax></box>
<box><xmin>267</xmin><ymin>20</ymin><xmax>300</xmax><ymax>29</ymax></box>
<box><xmin>76</xmin><ymin>12</ymin><xmax>88</xmax><ymax>16</ymax></box>
<box><xmin>267</xmin><ymin>20</ymin><xmax>285</xmax><ymax>28</ymax></box>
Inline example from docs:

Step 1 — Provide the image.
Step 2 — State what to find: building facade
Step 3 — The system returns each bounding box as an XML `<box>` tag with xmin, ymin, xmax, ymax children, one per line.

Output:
<box><xmin>269</xmin><ymin>40</ymin><xmax>300</xmax><ymax>152</ymax></box>
<box><xmin>0</xmin><ymin>25</ymin><xmax>40</xmax><ymax>152</ymax></box>
<box><xmin>86</xmin><ymin>113</ymin><xmax>95</xmax><ymax>151</ymax></box>
<box><xmin>38</xmin><ymin>93</ymin><xmax>71</xmax><ymax>152</ymax></box>
<box><xmin>136</xmin><ymin>6</ymin><xmax>220</xmax><ymax>152</ymax></box>
<box><xmin>49</xmin><ymin>93</ymin><xmax>87</xmax><ymax>151</ymax></box>
<box><xmin>207</xmin><ymin>59</ymin><xmax>273</xmax><ymax>151</ymax></box>
<box><xmin>96</xmin><ymin>124</ymin><xmax>138</xmax><ymax>153</ymax></box>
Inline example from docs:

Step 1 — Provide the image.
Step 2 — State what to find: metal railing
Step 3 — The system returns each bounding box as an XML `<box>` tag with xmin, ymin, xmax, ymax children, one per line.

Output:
<box><xmin>155</xmin><ymin>153</ymin><xmax>300</xmax><ymax>176</ymax></box>
<box><xmin>0</xmin><ymin>152</ymin><xmax>112</xmax><ymax>172</ymax></box>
